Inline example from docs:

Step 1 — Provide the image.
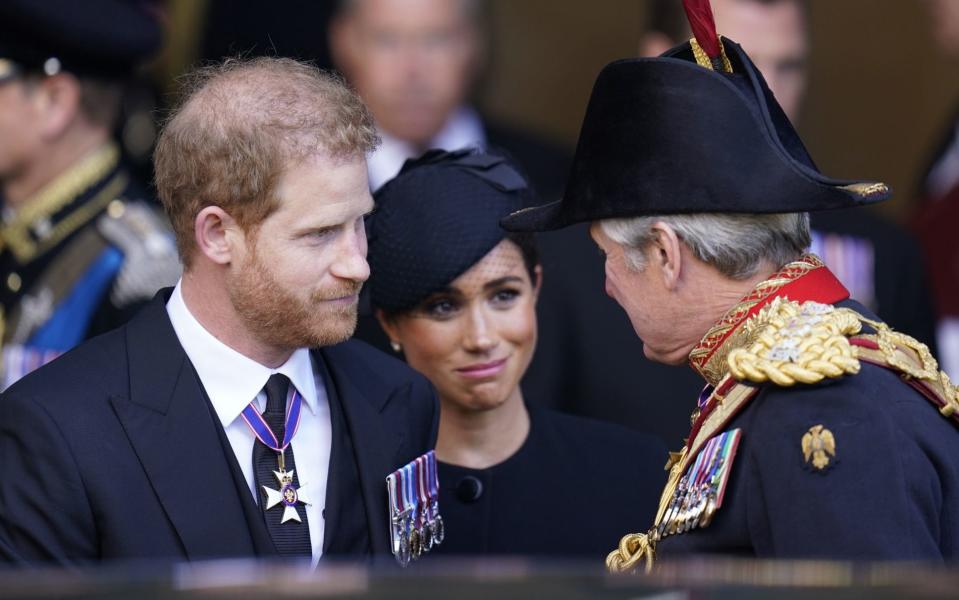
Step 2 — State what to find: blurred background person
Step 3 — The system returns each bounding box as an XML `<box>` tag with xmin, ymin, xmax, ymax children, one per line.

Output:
<box><xmin>367</xmin><ymin>150</ymin><xmax>665</xmax><ymax>557</ymax></box>
<box><xmin>332</xmin><ymin>0</ymin><xmax>703</xmax><ymax>445</ymax></box>
<box><xmin>640</xmin><ymin>0</ymin><xmax>938</xmax><ymax>354</ymax></box>
<box><xmin>0</xmin><ymin>0</ymin><xmax>180</xmax><ymax>389</ymax></box>
<box><xmin>916</xmin><ymin>0</ymin><xmax>959</xmax><ymax>379</ymax></box>
<box><xmin>328</xmin><ymin>0</ymin><xmax>570</xmax><ymax>197</ymax></box>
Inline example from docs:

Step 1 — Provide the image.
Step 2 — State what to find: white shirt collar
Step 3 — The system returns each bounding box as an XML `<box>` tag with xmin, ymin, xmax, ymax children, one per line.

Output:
<box><xmin>165</xmin><ymin>280</ymin><xmax>319</xmax><ymax>430</ymax></box>
<box><xmin>366</xmin><ymin>105</ymin><xmax>487</xmax><ymax>192</ymax></box>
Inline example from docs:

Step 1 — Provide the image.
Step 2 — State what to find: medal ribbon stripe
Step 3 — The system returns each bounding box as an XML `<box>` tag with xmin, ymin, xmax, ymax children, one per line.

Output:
<box><xmin>693</xmin><ymin>436</ymin><xmax>719</xmax><ymax>489</ymax></box>
<box><xmin>416</xmin><ymin>456</ymin><xmax>429</xmax><ymax>528</ymax></box>
<box><xmin>240</xmin><ymin>389</ymin><xmax>303</xmax><ymax>452</ymax></box>
<box><xmin>412</xmin><ymin>462</ymin><xmax>421</xmax><ymax>526</ymax></box>
<box><xmin>427</xmin><ymin>451</ymin><xmax>439</xmax><ymax>500</ymax></box>
<box><xmin>404</xmin><ymin>463</ymin><xmax>416</xmax><ymax>520</ymax></box>
<box><xmin>387</xmin><ymin>473</ymin><xmax>403</xmax><ymax>515</ymax></box>
<box><xmin>714</xmin><ymin>430</ymin><xmax>742</xmax><ymax>507</ymax></box>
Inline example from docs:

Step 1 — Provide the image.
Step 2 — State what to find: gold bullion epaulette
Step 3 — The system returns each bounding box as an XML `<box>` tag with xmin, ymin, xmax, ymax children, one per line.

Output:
<box><xmin>725</xmin><ymin>297</ymin><xmax>959</xmax><ymax>422</ymax></box>
<box><xmin>726</xmin><ymin>297</ymin><xmax>862</xmax><ymax>387</ymax></box>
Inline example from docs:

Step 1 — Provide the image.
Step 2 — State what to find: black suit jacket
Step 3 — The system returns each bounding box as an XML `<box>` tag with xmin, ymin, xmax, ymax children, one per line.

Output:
<box><xmin>0</xmin><ymin>291</ymin><xmax>438</xmax><ymax>564</ymax></box>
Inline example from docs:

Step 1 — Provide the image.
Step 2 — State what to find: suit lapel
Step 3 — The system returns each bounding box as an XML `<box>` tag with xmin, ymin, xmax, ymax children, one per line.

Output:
<box><xmin>110</xmin><ymin>293</ymin><xmax>257</xmax><ymax>559</ymax></box>
<box><xmin>317</xmin><ymin>347</ymin><xmax>404</xmax><ymax>556</ymax></box>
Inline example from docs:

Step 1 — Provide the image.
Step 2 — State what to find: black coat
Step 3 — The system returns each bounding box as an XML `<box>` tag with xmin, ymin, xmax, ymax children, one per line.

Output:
<box><xmin>0</xmin><ymin>291</ymin><xmax>439</xmax><ymax>564</ymax></box>
<box><xmin>435</xmin><ymin>405</ymin><xmax>666</xmax><ymax>558</ymax></box>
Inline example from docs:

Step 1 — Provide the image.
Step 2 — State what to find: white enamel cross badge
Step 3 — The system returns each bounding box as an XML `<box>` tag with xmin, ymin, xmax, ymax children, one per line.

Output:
<box><xmin>262</xmin><ymin>469</ymin><xmax>311</xmax><ymax>523</ymax></box>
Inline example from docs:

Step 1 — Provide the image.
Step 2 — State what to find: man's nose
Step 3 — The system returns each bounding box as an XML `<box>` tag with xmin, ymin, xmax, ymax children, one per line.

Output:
<box><xmin>331</xmin><ymin>226</ymin><xmax>370</xmax><ymax>283</ymax></box>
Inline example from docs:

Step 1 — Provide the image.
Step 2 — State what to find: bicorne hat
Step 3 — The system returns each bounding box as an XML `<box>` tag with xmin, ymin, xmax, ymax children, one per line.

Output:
<box><xmin>502</xmin><ymin>2</ymin><xmax>889</xmax><ymax>232</ymax></box>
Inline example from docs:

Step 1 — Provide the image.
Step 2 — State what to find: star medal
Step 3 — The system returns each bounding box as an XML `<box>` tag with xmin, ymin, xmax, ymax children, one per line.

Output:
<box><xmin>263</xmin><ymin>468</ymin><xmax>311</xmax><ymax>523</ymax></box>
<box><xmin>240</xmin><ymin>387</ymin><xmax>310</xmax><ymax>523</ymax></box>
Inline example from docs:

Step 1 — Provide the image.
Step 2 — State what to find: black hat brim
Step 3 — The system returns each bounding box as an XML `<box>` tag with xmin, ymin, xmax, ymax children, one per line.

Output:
<box><xmin>502</xmin><ymin>40</ymin><xmax>890</xmax><ymax>233</ymax></box>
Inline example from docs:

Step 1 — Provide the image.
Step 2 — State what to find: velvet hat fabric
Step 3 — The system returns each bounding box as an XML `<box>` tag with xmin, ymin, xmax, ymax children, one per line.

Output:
<box><xmin>368</xmin><ymin>149</ymin><xmax>532</xmax><ymax>314</ymax></box>
<box><xmin>0</xmin><ymin>0</ymin><xmax>161</xmax><ymax>82</ymax></box>
<box><xmin>501</xmin><ymin>38</ymin><xmax>890</xmax><ymax>232</ymax></box>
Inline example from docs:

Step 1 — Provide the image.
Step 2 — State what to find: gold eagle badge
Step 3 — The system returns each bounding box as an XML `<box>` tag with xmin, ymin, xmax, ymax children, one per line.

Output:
<box><xmin>801</xmin><ymin>424</ymin><xmax>836</xmax><ymax>471</ymax></box>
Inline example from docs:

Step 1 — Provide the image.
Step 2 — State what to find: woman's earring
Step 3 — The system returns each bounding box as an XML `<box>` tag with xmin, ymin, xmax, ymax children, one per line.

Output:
<box><xmin>391</xmin><ymin>341</ymin><xmax>402</xmax><ymax>353</ymax></box>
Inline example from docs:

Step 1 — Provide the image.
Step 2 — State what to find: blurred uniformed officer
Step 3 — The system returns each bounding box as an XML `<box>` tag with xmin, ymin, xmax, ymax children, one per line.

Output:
<box><xmin>504</xmin><ymin>0</ymin><xmax>959</xmax><ymax>570</ymax></box>
<box><xmin>0</xmin><ymin>0</ymin><xmax>180</xmax><ymax>388</ymax></box>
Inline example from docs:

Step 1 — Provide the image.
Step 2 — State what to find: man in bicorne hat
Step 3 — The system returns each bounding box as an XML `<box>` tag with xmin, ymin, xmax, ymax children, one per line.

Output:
<box><xmin>503</xmin><ymin>0</ymin><xmax>959</xmax><ymax>569</ymax></box>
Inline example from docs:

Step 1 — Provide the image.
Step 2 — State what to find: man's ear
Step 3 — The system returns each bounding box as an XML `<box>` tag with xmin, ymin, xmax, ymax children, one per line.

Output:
<box><xmin>35</xmin><ymin>73</ymin><xmax>82</xmax><ymax>141</ymax></box>
<box><xmin>194</xmin><ymin>206</ymin><xmax>242</xmax><ymax>265</ymax></box>
<box><xmin>648</xmin><ymin>221</ymin><xmax>683</xmax><ymax>291</ymax></box>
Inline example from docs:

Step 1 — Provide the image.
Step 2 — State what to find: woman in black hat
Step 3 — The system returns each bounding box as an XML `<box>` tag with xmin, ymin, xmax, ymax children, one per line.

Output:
<box><xmin>367</xmin><ymin>149</ymin><xmax>666</xmax><ymax>558</ymax></box>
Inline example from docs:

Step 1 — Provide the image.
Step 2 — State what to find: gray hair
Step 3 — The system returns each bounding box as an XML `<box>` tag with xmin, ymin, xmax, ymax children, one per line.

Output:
<box><xmin>600</xmin><ymin>212</ymin><xmax>811</xmax><ymax>280</ymax></box>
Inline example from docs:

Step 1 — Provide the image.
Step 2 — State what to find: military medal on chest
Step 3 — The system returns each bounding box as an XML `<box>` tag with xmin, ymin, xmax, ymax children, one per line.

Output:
<box><xmin>658</xmin><ymin>428</ymin><xmax>741</xmax><ymax>539</ymax></box>
<box><xmin>386</xmin><ymin>450</ymin><xmax>443</xmax><ymax>567</ymax></box>
<box><xmin>240</xmin><ymin>389</ymin><xmax>311</xmax><ymax>522</ymax></box>
<box><xmin>609</xmin><ymin>422</ymin><xmax>745</xmax><ymax>574</ymax></box>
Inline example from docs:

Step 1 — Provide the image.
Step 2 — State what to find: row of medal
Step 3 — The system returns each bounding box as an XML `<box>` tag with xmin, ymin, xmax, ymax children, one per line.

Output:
<box><xmin>656</xmin><ymin>428</ymin><xmax>741</xmax><ymax>541</ymax></box>
<box><xmin>386</xmin><ymin>450</ymin><xmax>444</xmax><ymax>567</ymax></box>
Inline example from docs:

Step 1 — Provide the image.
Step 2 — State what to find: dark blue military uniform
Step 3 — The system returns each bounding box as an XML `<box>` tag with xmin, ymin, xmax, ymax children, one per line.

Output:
<box><xmin>656</xmin><ymin>292</ymin><xmax>959</xmax><ymax>560</ymax></box>
<box><xmin>0</xmin><ymin>145</ymin><xmax>180</xmax><ymax>387</ymax></box>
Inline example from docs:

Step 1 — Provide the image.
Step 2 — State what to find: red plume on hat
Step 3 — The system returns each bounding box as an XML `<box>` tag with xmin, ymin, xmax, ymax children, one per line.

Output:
<box><xmin>682</xmin><ymin>0</ymin><xmax>733</xmax><ymax>73</ymax></box>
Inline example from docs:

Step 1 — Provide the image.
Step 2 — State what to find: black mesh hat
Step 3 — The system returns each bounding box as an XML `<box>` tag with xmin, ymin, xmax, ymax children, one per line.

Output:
<box><xmin>501</xmin><ymin>35</ymin><xmax>890</xmax><ymax>233</ymax></box>
<box><xmin>367</xmin><ymin>149</ymin><xmax>533</xmax><ymax>314</ymax></box>
<box><xmin>0</xmin><ymin>0</ymin><xmax>162</xmax><ymax>83</ymax></box>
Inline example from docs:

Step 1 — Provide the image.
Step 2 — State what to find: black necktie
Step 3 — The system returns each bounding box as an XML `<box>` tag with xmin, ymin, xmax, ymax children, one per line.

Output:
<box><xmin>252</xmin><ymin>373</ymin><xmax>312</xmax><ymax>558</ymax></box>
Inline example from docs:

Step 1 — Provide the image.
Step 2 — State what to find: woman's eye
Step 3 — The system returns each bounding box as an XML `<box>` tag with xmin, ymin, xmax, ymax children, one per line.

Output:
<box><xmin>491</xmin><ymin>289</ymin><xmax>520</xmax><ymax>306</ymax></box>
<box><xmin>423</xmin><ymin>299</ymin><xmax>459</xmax><ymax>319</ymax></box>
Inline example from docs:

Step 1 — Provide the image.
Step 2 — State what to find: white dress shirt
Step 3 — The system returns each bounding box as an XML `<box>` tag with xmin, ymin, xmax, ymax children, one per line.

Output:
<box><xmin>367</xmin><ymin>105</ymin><xmax>487</xmax><ymax>191</ymax></box>
<box><xmin>166</xmin><ymin>281</ymin><xmax>331</xmax><ymax>564</ymax></box>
